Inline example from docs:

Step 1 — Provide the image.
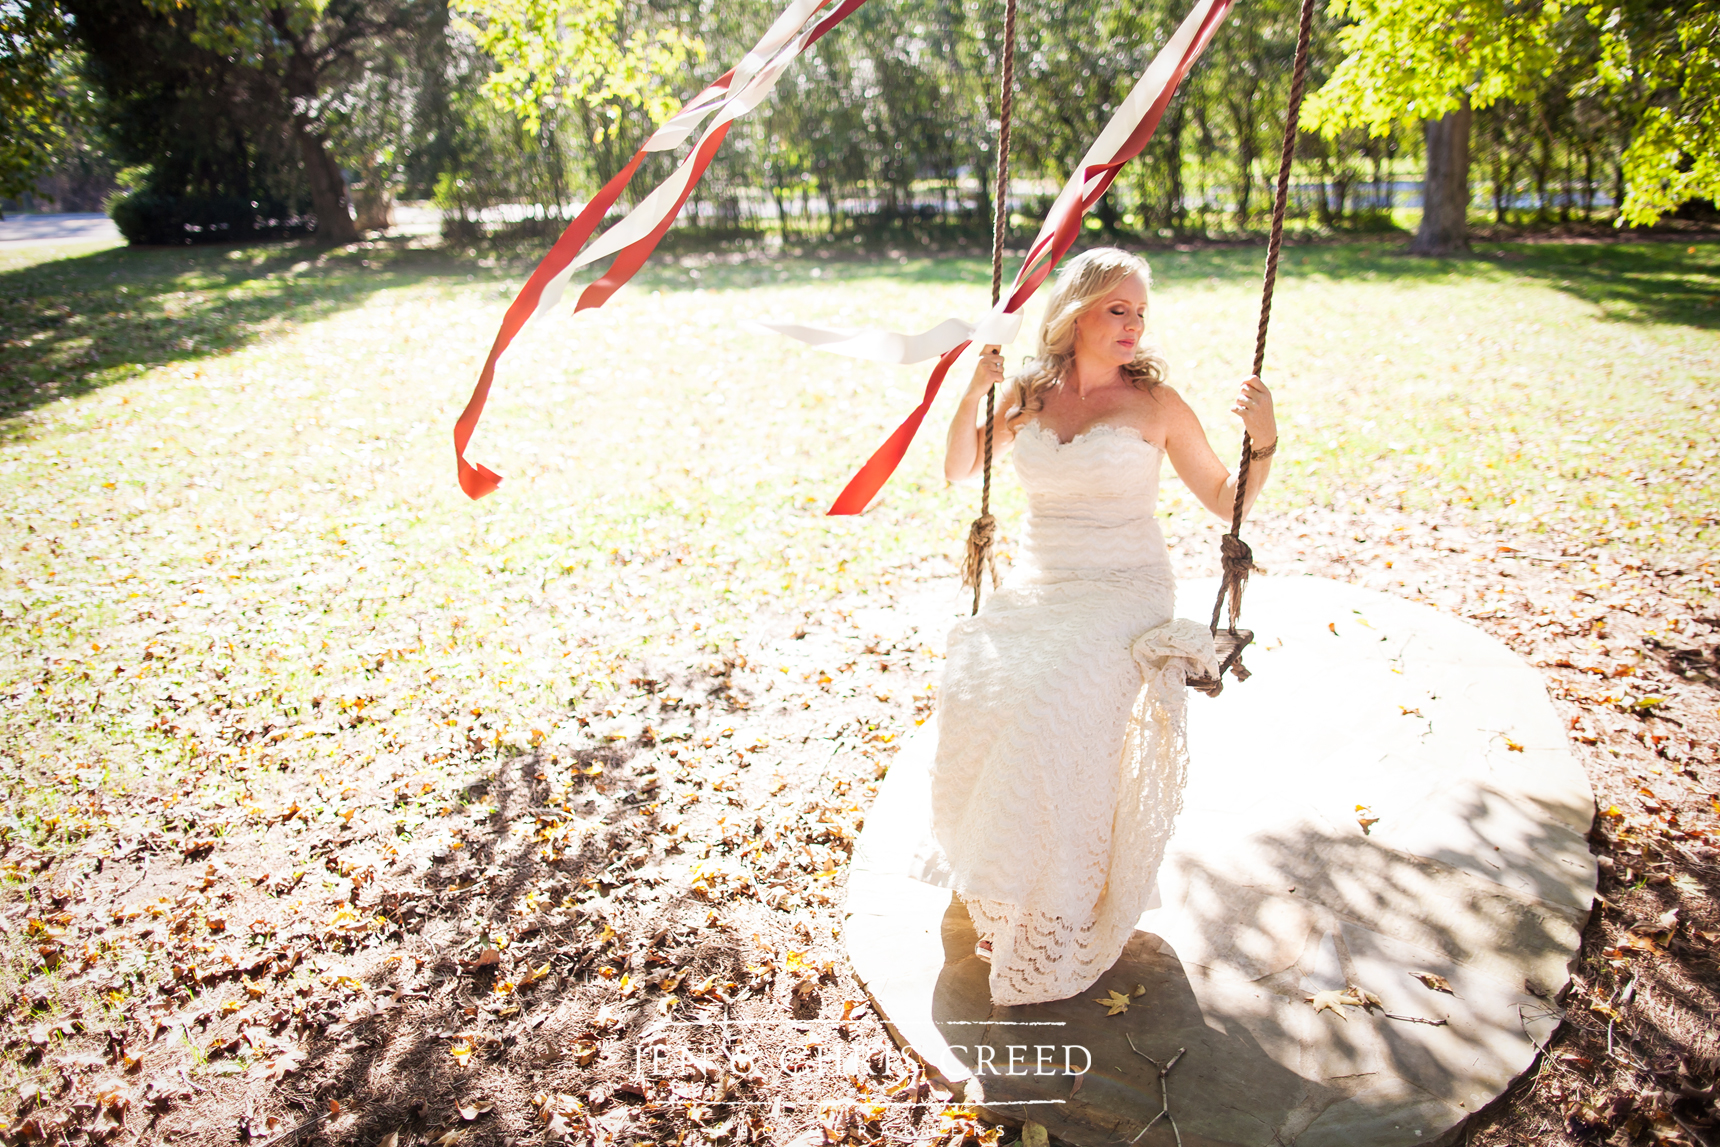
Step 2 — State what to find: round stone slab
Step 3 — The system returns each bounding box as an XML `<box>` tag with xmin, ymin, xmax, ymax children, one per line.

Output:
<box><xmin>843</xmin><ymin>575</ymin><xmax>1596</xmax><ymax>1147</ymax></box>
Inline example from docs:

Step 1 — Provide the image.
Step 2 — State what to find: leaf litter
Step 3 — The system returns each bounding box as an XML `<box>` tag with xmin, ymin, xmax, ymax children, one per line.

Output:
<box><xmin>0</xmin><ymin>237</ymin><xmax>1716</xmax><ymax>1147</ymax></box>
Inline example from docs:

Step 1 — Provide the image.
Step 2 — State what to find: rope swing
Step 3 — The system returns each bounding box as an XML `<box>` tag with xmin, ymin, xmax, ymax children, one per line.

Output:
<box><xmin>961</xmin><ymin>0</ymin><xmax>1019</xmax><ymax>615</ymax></box>
<box><xmin>963</xmin><ymin>0</ymin><xmax>1319</xmax><ymax>701</ymax></box>
<box><xmin>1184</xmin><ymin>0</ymin><xmax>1316</xmax><ymax>696</ymax></box>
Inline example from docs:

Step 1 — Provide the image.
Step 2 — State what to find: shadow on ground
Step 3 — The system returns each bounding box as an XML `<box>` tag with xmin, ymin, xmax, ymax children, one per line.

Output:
<box><xmin>904</xmin><ymin>780</ymin><xmax>1590</xmax><ymax>1147</ymax></box>
<box><xmin>625</xmin><ymin>236</ymin><xmax>1720</xmax><ymax>334</ymax></box>
<box><xmin>0</xmin><ymin>237</ymin><xmax>474</xmax><ymax>422</ymax></box>
<box><xmin>6</xmin><ymin>233</ymin><xmax>1712</xmax><ymax>428</ymax></box>
<box><xmin>1496</xmin><ymin>241</ymin><xmax>1720</xmax><ymax>330</ymax></box>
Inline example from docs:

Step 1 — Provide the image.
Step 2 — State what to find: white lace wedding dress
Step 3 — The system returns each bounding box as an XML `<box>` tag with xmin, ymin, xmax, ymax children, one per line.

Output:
<box><xmin>906</xmin><ymin>420</ymin><xmax>1218</xmax><ymax>1007</ymax></box>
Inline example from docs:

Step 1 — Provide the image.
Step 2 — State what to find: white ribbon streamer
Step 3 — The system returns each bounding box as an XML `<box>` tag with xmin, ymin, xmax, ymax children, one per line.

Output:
<box><xmin>747</xmin><ymin>303</ymin><xmax>1024</xmax><ymax>364</ymax></box>
<box><xmin>533</xmin><ymin>0</ymin><xmax>838</xmax><ymax>314</ymax></box>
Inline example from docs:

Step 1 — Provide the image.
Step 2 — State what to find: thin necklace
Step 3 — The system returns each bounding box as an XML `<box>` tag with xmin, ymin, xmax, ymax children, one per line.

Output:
<box><xmin>1065</xmin><ymin>370</ymin><xmax>1124</xmax><ymax>401</ymax></box>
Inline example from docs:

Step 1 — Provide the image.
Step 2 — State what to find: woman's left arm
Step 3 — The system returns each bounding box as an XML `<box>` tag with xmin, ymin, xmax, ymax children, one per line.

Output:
<box><xmin>1160</xmin><ymin>376</ymin><xmax>1277</xmax><ymax>524</ymax></box>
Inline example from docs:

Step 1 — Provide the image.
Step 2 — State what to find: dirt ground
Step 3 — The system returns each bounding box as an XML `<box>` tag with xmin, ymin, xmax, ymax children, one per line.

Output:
<box><xmin>2</xmin><ymin>500</ymin><xmax>1716</xmax><ymax>1147</ymax></box>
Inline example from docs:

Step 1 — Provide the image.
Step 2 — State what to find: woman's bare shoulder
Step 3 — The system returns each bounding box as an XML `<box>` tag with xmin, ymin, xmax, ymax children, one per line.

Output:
<box><xmin>1144</xmin><ymin>382</ymin><xmax>1192</xmax><ymax>409</ymax></box>
<box><xmin>1128</xmin><ymin>382</ymin><xmax>1196</xmax><ymax>423</ymax></box>
<box><xmin>1131</xmin><ymin>384</ymin><xmax>1205</xmax><ymax>452</ymax></box>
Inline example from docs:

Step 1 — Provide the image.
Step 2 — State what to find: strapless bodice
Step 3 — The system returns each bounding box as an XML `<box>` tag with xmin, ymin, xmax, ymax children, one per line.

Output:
<box><xmin>1010</xmin><ymin>421</ymin><xmax>1170</xmax><ymax>579</ymax></box>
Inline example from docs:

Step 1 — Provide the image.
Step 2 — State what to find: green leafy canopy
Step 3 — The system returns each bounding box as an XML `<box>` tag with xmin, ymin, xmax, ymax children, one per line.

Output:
<box><xmin>0</xmin><ymin>0</ymin><xmax>75</xmax><ymax>201</ymax></box>
<box><xmin>1594</xmin><ymin>0</ymin><xmax>1720</xmax><ymax>226</ymax></box>
<box><xmin>1302</xmin><ymin>0</ymin><xmax>1564</xmax><ymax>137</ymax></box>
<box><xmin>1304</xmin><ymin>0</ymin><xmax>1720</xmax><ymax>225</ymax></box>
<box><xmin>449</xmin><ymin>0</ymin><xmax>702</xmax><ymax>139</ymax></box>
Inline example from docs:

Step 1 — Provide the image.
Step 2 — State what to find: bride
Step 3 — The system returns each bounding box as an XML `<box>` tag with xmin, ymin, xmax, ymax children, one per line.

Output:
<box><xmin>911</xmin><ymin>246</ymin><xmax>1277</xmax><ymax>1007</ymax></box>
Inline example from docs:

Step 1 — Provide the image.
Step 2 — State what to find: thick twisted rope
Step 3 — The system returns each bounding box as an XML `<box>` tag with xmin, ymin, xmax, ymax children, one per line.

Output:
<box><xmin>1205</xmin><ymin>0</ymin><xmax>1315</xmax><ymax>646</ymax></box>
<box><xmin>964</xmin><ymin>0</ymin><xmax>1019</xmax><ymax>615</ymax></box>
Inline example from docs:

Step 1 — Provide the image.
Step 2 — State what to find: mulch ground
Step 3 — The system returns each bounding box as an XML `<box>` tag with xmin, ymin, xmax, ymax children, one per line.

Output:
<box><xmin>3</xmin><ymin>502</ymin><xmax>1716</xmax><ymax>1147</ymax></box>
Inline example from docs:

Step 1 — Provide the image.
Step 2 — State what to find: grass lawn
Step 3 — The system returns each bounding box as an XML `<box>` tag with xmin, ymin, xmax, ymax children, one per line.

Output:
<box><xmin>1</xmin><ymin>232</ymin><xmax>1716</xmax><ymax>1145</ymax></box>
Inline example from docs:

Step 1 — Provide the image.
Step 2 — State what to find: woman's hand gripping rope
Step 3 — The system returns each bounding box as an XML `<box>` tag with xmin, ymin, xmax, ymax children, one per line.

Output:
<box><xmin>1230</xmin><ymin>374</ymin><xmax>1276</xmax><ymax>453</ymax></box>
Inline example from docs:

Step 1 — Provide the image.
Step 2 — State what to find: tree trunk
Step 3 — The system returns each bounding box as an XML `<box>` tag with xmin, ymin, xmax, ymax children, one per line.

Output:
<box><xmin>546</xmin><ymin>124</ymin><xmax>566</xmax><ymax>217</ymax></box>
<box><xmin>290</xmin><ymin>117</ymin><xmax>358</xmax><ymax>244</ymax></box>
<box><xmin>973</xmin><ymin>146</ymin><xmax>992</xmax><ymax>231</ymax></box>
<box><xmin>1095</xmin><ymin>191</ymin><xmax>1119</xmax><ymax>234</ymax></box>
<box><xmin>1411</xmin><ymin>103</ymin><xmax>1471</xmax><ymax>256</ymax></box>
<box><xmin>1561</xmin><ymin>146</ymin><xmax>1572</xmax><ymax>223</ymax></box>
<box><xmin>1533</xmin><ymin>135</ymin><xmax>1552</xmax><ymax>221</ymax></box>
<box><xmin>770</xmin><ymin>180</ymin><xmax>789</xmax><ymax>242</ymax></box>
<box><xmin>1224</xmin><ymin>87</ymin><xmax>1260</xmax><ymax>229</ymax></box>
<box><xmin>1490</xmin><ymin>146</ymin><xmax>1514</xmax><ymax>224</ymax></box>
<box><xmin>354</xmin><ymin>153</ymin><xmax>394</xmax><ymax>232</ymax></box>
<box><xmin>280</xmin><ymin>44</ymin><xmax>357</xmax><ymax>245</ymax></box>
<box><xmin>1163</xmin><ymin>102</ymin><xmax>1186</xmax><ymax>233</ymax></box>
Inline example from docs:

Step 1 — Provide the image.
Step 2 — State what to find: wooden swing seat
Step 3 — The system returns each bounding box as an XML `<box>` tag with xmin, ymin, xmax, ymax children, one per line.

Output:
<box><xmin>1186</xmin><ymin>628</ymin><xmax>1253</xmax><ymax>697</ymax></box>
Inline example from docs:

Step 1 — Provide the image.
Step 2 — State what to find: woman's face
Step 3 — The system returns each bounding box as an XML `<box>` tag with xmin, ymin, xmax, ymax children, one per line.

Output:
<box><xmin>1072</xmin><ymin>272</ymin><xmax>1148</xmax><ymax>369</ymax></box>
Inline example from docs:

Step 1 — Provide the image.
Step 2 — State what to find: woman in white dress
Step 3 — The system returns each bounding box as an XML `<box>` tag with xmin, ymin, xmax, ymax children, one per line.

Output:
<box><xmin>916</xmin><ymin>247</ymin><xmax>1277</xmax><ymax>1007</ymax></box>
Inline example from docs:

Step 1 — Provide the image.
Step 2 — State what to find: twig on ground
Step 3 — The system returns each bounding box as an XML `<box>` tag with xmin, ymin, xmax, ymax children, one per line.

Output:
<box><xmin>1670</xmin><ymin>1108</ymin><xmax>1716</xmax><ymax>1147</ymax></box>
<box><xmin>243</xmin><ymin>1102</ymin><xmax>331</xmax><ymax>1147</ymax></box>
<box><xmin>1349</xmin><ymin>984</ymin><xmax>1449</xmax><ymax>1027</ymax></box>
<box><xmin>1125</xmin><ymin>1036</ymin><xmax>1185</xmax><ymax>1147</ymax></box>
<box><xmin>118</xmin><ymin>854</ymin><xmax>150</xmax><ymax>897</ymax></box>
<box><xmin>1381</xmin><ymin>1011</ymin><xmax>1450</xmax><ymax>1026</ymax></box>
<box><xmin>1515</xmin><ymin>1006</ymin><xmax>1582</xmax><ymax>1091</ymax></box>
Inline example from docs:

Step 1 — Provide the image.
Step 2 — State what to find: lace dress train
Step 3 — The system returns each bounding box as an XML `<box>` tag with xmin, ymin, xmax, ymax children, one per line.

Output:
<box><xmin>908</xmin><ymin>422</ymin><xmax>1217</xmax><ymax>1007</ymax></box>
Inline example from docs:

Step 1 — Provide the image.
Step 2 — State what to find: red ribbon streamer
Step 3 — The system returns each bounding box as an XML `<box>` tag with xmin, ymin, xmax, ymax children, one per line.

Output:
<box><xmin>575</xmin><ymin>122</ymin><xmax>734</xmax><ymax>313</ymax></box>
<box><xmin>827</xmin><ymin>340</ymin><xmax>971</xmax><ymax>515</ymax></box>
<box><xmin>826</xmin><ymin>0</ymin><xmax>1233</xmax><ymax>515</ymax></box>
<box><xmin>453</xmin><ymin>144</ymin><xmax>661</xmax><ymax>499</ymax></box>
<box><xmin>454</xmin><ymin>0</ymin><xmax>871</xmax><ymax>501</ymax></box>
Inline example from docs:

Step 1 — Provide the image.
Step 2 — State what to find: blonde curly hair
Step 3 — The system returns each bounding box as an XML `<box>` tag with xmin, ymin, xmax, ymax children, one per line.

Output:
<box><xmin>1006</xmin><ymin>247</ymin><xmax>1169</xmax><ymax>430</ymax></box>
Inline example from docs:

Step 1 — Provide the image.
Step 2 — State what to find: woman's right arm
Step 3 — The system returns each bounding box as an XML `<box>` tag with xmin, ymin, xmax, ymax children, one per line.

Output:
<box><xmin>943</xmin><ymin>344</ymin><xmax>1017</xmax><ymax>483</ymax></box>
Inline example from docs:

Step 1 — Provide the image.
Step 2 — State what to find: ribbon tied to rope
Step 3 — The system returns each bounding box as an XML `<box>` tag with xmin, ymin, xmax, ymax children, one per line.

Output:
<box><xmin>763</xmin><ymin>0</ymin><xmax>1234</xmax><ymax>514</ymax></box>
<box><xmin>452</xmin><ymin>0</ymin><xmax>1234</xmax><ymax>513</ymax></box>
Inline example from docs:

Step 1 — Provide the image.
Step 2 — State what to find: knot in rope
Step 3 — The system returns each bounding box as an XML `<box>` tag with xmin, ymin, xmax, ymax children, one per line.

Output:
<box><xmin>1219</xmin><ymin>531</ymin><xmax>1255</xmax><ymax>579</ymax></box>
<box><xmin>962</xmin><ymin>512</ymin><xmax>1001</xmax><ymax>594</ymax></box>
<box><xmin>1212</xmin><ymin>532</ymin><xmax>1256</xmax><ymax>635</ymax></box>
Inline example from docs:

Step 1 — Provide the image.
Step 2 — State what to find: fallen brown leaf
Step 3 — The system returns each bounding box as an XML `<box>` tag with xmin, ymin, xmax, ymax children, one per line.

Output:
<box><xmin>1307</xmin><ymin>989</ymin><xmax>1361</xmax><ymax>1018</ymax></box>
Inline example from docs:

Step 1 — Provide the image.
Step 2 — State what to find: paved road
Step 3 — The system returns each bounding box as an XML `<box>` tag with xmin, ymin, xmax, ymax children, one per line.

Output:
<box><xmin>0</xmin><ymin>212</ymin><xmax>123</xmax><ymax>247</ymax></box>
<box><xmin>0</xmin><ymin>209</ymin><xmax>447</xmax><ymax>246</ymax></box>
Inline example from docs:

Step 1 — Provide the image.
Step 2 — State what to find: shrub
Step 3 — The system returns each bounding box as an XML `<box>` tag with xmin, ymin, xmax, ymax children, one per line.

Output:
<box><xmin>107</xmin><ymin>188</ymin><xmax>316</xmax><ymax>245</ymax></box>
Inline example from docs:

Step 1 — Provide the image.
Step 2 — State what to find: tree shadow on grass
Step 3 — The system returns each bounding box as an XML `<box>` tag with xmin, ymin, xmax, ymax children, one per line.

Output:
<box><xmin>245</xmin><ymin>665</ymin><xmax>786</xmax><ymax>1147</ymax></box>
<box><xmin>18</xmin><ymin>233</ymin><xmax>1691</xmax><ymax>428</ymax></box>
<box><xmin>1487</xmin><ymin>241</ymin><xmax>1720</xmax><ymax>331</ymax></box>
<box><xmin>1130</xmin><ymin>238</ymin><xmax>1720</xmax><ymax>332</ymax></box>
<box><xmin>0</xmin><ymin>237</ymin><xmax>481</xmax><ymax>424</ymax></box>
<box><xmin>638</xmin><ymin>237</ymin><xmax>1720</xmax><ymax>334</ymax></box>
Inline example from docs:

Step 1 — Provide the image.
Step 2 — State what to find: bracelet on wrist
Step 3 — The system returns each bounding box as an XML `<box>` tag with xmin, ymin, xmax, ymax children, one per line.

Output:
<box><xmin>1249</xmin><ymin>438</ymin><xmax>1277</xmax><ymax>462</ymax></box>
